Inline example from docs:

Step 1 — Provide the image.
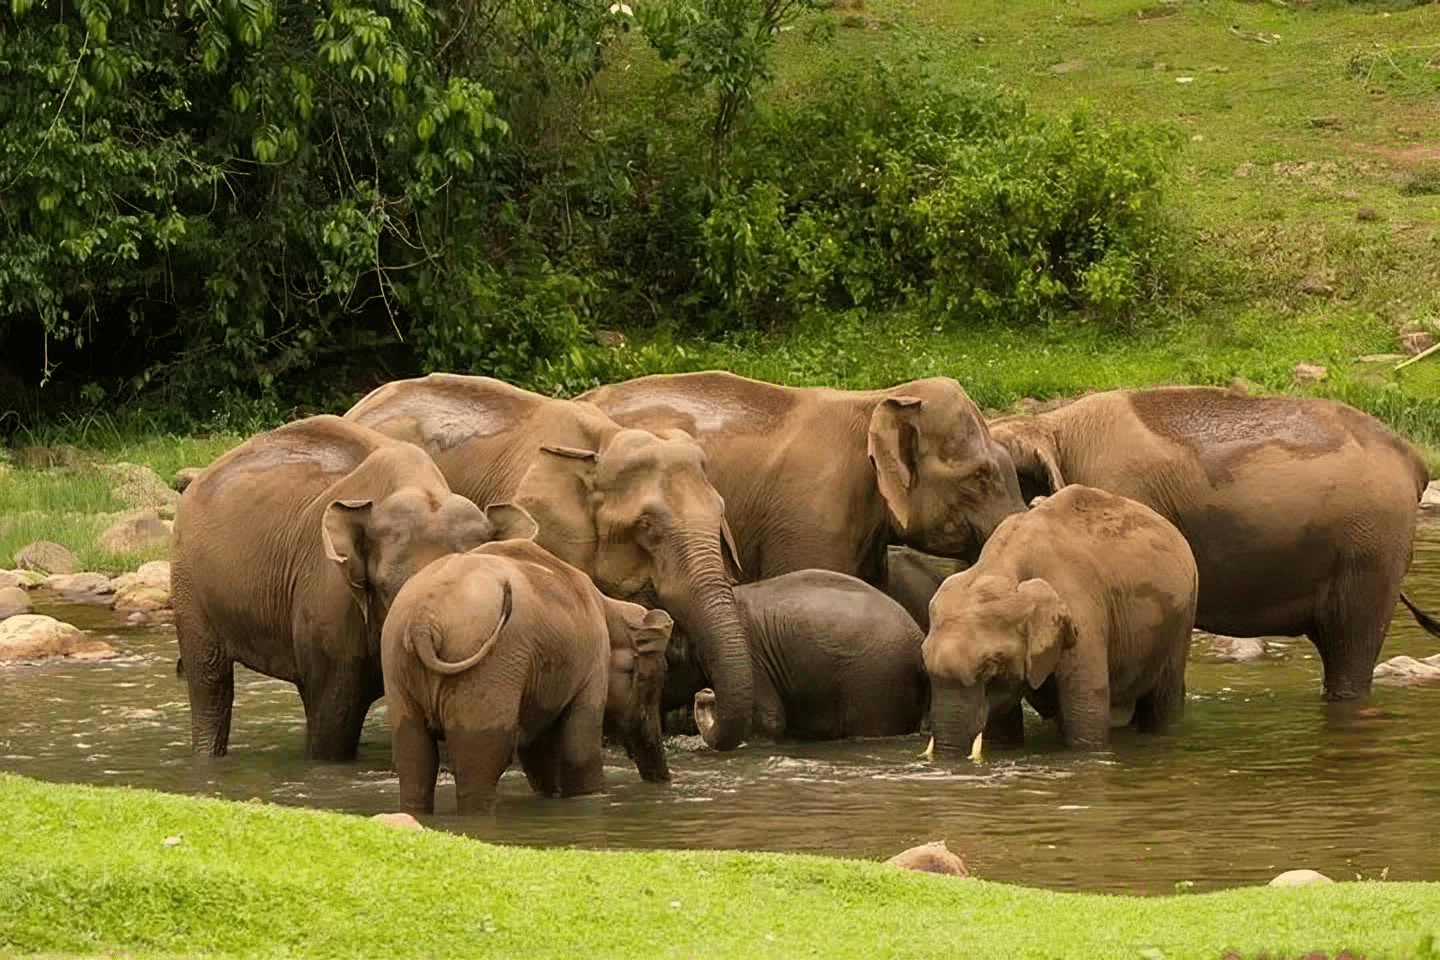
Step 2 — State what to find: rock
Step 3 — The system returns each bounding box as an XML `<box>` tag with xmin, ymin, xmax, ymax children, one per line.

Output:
<box><xmin>594</xmin><ymin>330</ymin><xmax>629</xmax><ymax>350</ymax></box>
<box><xmin>13</xmin><ymin>445</ymin><xmax>91</xmax><ymax>470</ymax></box>
<box><xmin>0</xmin><ymin>614</ymin><xmax>117</xmax><ymax>661</ymax></box>
<box><xmin>0</xmin><ymin>571</ymin><xmax>26</xmax><ymax>591</ymax></box>
<box><xmin>174</xmin><ymin>467</ymin><xmax>205</xmax><ymax>493</ymax></box>
<box><xmin>1204</xmin><ymin>635</ymin><xmax>1266</xmax><ymax>662</ymax></box>
<box><xmin>372</xmin><ymin>812</ymin><xmax>425</xmax><ymax>830</ymax></box>
<box><xmin>1372</xmin><ymin>653</ymin><xmax>1440</xmax><ymax>685</ymax></box>
<box><xmin>1296</xmin><ymin>274</ymin><xmax>1333</xmax><ymax>297</ymax></box>
<box><xmin>888</xmin><ymin>840</ymin><xmax>968</xmax><ymax>876</ymax></box>
<box><xmin>99</xmin><ymin>509</ymin><xmax>172</xmax><ymax>554</ymax></box>
<box><xmin>1292</xmin><ymin>362</ymin><xmax>1328</xmax><ymax>384</ymax></box>
<box><xmin>2</xmin><ymin>569</ymin><xmax>46</xmax><ymax>589</ymax></box>
<box><xmin>1421</xmin><ymin>480</ymin><xmax>1440</xmax><ymax>509</ymax></box>
<box><xmin>1268</xmin><ymin>869</ymin><xmax>1333</xmax><ymax>886</ymax></box>
<box><xmin>14</xmin><ymin>540</ymin><xmax>75</xmax><ymax>575</ymax></box>
<box><xmin>44</xmin><ymin>572</ymin><xmax>115</xmax><ymax>604</ymax></box>
<box><xmin>1356</xmin><ymin>205</ymin><xmax>1378</xmax><ymax>222</ymax></box>
<box><xmin>100</xmin><ymin>462</ymin><xmax>181</xmax><ymax>519</ymax></box>
<box><xmin>1232</xmin><ymin>162</ymin><xmax>1255</xmax><ymax>179</ymax></box>
<box><xmin>1401</xmin><ymin>330</ymin><xmax>1434</xmax><ymax>356</ymax></box>
<box><xmin>111</xmin><ymin>560</ymin><xmax>172</xmax><ymax>614</ymax></box>
<box><xmin>0</xmin><ymin>586</ymin><xmax>33</xmax><ymax>620</ymax></box>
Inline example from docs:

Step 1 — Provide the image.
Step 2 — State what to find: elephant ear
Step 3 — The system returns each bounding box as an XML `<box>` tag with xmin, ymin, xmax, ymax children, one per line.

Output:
<box><xmin>514</xmin><ymin>445</ymin><xmax>599</xmax><ymax>569</ymax></box>
<box><xmin>484</xmin><ymin>502</ymin><xmax>539</xmax><ymax>543</ymax></box>
<box><xmin>992</xmin><ymin>423</ymin><xmax>1065</xmax><ymax>501</ymax></box>
<box><xmin>322</xmin><ymin>499</ymin><xmax>374</xmax><ymax>622</ymax></box>
<box><xmin>1016</xmin><ymin>578</ymin><xmax>1074</xmax><ymax>688</ymax></box>
<box><xmin>868</xmin><ymin>396</ymin><xmax>923</xmax><ymax>533</ymax></box>
<box><xmin>721</xmin><ymin>513</ymin><xmax>744</xmax><ymax>580</ymax></box>
<box><xmin>607</xmin><ymin>599</ymin><xmax>674</xmax><ymax>655</ymax></box>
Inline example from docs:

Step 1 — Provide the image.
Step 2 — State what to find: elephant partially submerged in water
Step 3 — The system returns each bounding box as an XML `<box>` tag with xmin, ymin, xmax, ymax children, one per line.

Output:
<box><xmin>346</xmin><ymin>373</ymin><xmax>754</xmax><ymax>750</ymax></box>
<box><xmin>989</xmin><ymin>387</ymin><xmax>1439</xmax><ymax>700</ymax></box>
<box><xmin>582</xmin><ymin>370</ymin><xmax>1027</xmax><ymax>583</ymax></box>
<box><xmin>172</xmin><ymin>415</ymin><xmax>537</xmax><ymax>760</ymax></box>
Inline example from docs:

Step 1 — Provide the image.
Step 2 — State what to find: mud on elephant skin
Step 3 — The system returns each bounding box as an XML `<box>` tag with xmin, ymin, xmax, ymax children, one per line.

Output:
<box><xmin>691</xmin><ymin>569</ymin><xmax>928</xmax><ymax>746</ymax></box>
<box><xmin>581</xmin><ymin>370</ymin><xmax>1027</xmax><ymax>584</ymax></box>
<box><xmin>924</xmin><ymin>485</ymin><xmax>1198</xmax><ymax>756</ymax></box>
<box><xmin>172</xmin><ymin>415</ymin><xmax>537</xmax><ymax>761</ymax></box>
<box><xmin>989</xmin><ymin>386</ymin><xmax>1437</xmax><ymax>701</ymax></box>
<box><xmin>346</xmin><ymin>373</ymin><xmax>753</xmax><ymax>751</ymax></box>
<box><xmin>381</xmin><ymin>538</ymin><xmax>672</xmax><ymax>816</ymax></box>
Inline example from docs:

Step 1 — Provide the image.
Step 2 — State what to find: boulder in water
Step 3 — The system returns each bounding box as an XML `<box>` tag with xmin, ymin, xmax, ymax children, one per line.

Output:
<box><xmin>0</xmin><ymin>614</ymin><xmax>117</xmax><ymax>661</ymax></box>
<box><xmin>888</xmin><ymin>840</ymin><xmax>968</xmax><ymax>875</ymax></box>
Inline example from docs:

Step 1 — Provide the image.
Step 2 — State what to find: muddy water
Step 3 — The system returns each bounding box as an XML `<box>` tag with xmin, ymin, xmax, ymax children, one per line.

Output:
<box><xmin>3</xmin><ymin>523</ymin><xmax>1440</xmax><ymax>895</ymax></box>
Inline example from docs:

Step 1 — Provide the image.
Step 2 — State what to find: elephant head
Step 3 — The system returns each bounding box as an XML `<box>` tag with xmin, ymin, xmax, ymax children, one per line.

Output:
<box><xmin>515</xmin><ymin>429</ymin><xmax>754</xmax><ymax>751</ymax></box>
<box><xmin>602</xmin><ymin>598</ymin><xmax>674</xmax><ymax>782</ymax></box>
<box><xmin>923</xmin><ymin>574</ymin><xmax>1074</xmax><ymax>761</ymax></box>
<box><xmin>868</xmin><ymin>379</ymin><xmax>1027</xmax><ymax>563</ymax></box>
<box><xmin>322</xmin><ymin>455</ymin><xmax>539</xmax><ymax>629</ymax></box>
<box><xmin>986</xmin><ymin>417</ymin><xmax>1066</xmax><ymax>504</ymax></box>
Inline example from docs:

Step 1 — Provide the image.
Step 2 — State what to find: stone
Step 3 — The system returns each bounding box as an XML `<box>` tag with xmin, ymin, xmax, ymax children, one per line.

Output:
<box><xmin>0</xmin><ymin>586</ymin><xmax>32</xmax><ymax>619</ymax></box>
<box><xmin>594</xmin><ymin>330</ymin><xmax>629</xmax><ymax>350</ymax></box>
<box><xmin>112</xmin><ymin>560</ymin><xmax>172</xmax><ymax>614</ymax></box>
<box><xmin>1372</xmin><ymin>653</ymin><xmax>1440</xmax><ymax>685</ymax></box>
<box><xmin>1356</xmin><ymin>205</ymin><xmax>1378</xmax><ymax>221</ymax></box>
<box><xmin>1401</xmin><ymin>330</ymin><xmax>1434</xmax><ymax>356</ymax></box>
<box><xmin>1268</xmin><ymin>869</ymin><xmax>1333</xmax><ymax>886</ymax></box>
<box><xmin>45</xmin><ymin>572</ymin><xmax>115</xmax><ymax>604</ymax></box>
<box><xmin>1421</xmin><ymin>480</ymin><xmax>1440</xmax><ymax>509</ymax></box>
<box><xmin>3</xmin><ymin>569</ymin><xmax>46</xmax><ymax>589</ymax></box>
<box><xmin>0</xmin><ymin>614</ymin><xmax>116</xmax><ymax>661</ymax></box>
<box><xmin>888</xmin><ymin>840</ymin><xmax>968</xmax><ymax>876</ymax></box>
<box><xmin>14</xmin><ymin>540</ymin><xmax>75</xmax><ymax>575</ymax></box>
<box><xmin>13</xmin><ymin>445</ymin><xmax>91</xmax><ymax>470</ymax></box>
<box><xmin>1205</xmin><ymin>635</ymin><xmax>1266</xmax><ymax>662</ymax></box>
<box><xmin>0</xmin><ymin>571</ymin><xmax>25</xmax><ymax>591</ymax></box>
<box><xmin>101</xmin><ymin>462</ymin><xmax>181</xmax><ymax>519</ymax></box>
<box><xmin>1292</xmin><ymin>362</ymin><xmax>1328</xmax><ymax>384</ymax></box>
<box><xmin>174</xmin><ymin>467</ymin><xmax>205</xmax><ymax>493</ymax></box>
<box><xmin>98</xmin><ymin>509</ymin><xmax>172</xmax><ymax>554</ymax></box>
<box><xmin>372</xmin><ymin>812</ymin><xmax>425</xmax><ymax>830</ymax></box>
<box><xmin>1296</xmin><ymin>274</ymin><xmax>1333</xmax><ymax>297</ymax></box>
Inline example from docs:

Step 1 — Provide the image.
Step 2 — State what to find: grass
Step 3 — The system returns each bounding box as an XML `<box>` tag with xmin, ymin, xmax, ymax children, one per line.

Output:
<box><xmin>2</xmin><ymin>772</ymin><xmax>1439</xmax><ymax>959</ymax></box>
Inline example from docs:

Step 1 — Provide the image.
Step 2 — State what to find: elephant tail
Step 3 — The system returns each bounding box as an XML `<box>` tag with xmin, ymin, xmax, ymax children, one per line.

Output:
<box><xmin>408</xmin><ymin>579</ymin><xmax>513</xmax><ymax>677</ymax></box>
<box><xmin>1400</xmin><ymin>593</ymin><xmax>1440</xmax><ymax>641</ymax></box>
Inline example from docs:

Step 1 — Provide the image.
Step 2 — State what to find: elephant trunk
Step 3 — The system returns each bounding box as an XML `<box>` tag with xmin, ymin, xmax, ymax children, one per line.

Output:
<box><xmin>658</xmin><ymin>531</ymin><xmax>753</xmax><ymax>751</ymax></box>
<box><xmin>927</xmin><ymin>683</ymin><xmax>990</xmax><ymax>763</ymax></box>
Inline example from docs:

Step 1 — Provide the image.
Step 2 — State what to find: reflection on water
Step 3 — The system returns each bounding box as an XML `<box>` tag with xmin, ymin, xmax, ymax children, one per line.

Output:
<box><xmin>3</xmin><ymin>523</ymin><xmax>1439</xmax><ymax>894</ymax></box>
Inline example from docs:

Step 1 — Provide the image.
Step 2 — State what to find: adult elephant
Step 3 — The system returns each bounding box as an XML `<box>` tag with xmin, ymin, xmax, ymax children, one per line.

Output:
<box><xmin>581</xmin><ymin>371</ymin><xmax>1027</xmax><ymax>584</ymax></box>
<box><xmin>988</xmin><ymin>386</ymin><xmax>1436</xmax><ymax>701</ymax></box>
<box><xmin>345</xmin><ymin>373</ymin><xmax>753</xmax><ymax>750</ymax></box>
<box><xmin>172</xmin><ymin>415</ymin><xmax>537</xmax><ymax>760</ymax></box>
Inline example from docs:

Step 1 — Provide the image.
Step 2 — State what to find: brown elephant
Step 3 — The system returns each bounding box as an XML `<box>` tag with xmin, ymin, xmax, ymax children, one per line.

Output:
<box><xmin>988</xmin><ymin>387</ymin><xmax>1436</xmax><ymax>700</ymax></box>
<box><xmin>691</xmin><ymin>569</ymin><xmax>927</xmax><ymax>746</ymax></box>
<box><xmin>924</xmin><ymin>485</ymin><xmax>1198</xmax><ymax>756</ymax></box>
<box><xmin>581</xmin><ymin>371</ymin><xmax>1027</xmax><ymax>583</ymax></box>
<box><xmin>345</xmin><ymin>373</ymin><xmax>753</xmax><ymax>751</ymax></box>
<box><xmin>381</xmin><ymin>538</ymin><xmax>672</xmax><ymax>816</ymax></box>
<box><xmin>172</xmin><ymin>415</ymin><xmax>537</xmax><ymax>760</ymax></box>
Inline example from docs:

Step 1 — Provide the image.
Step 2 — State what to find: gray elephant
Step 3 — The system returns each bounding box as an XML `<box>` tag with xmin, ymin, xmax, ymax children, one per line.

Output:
<box><xmin>172</xmin><ymin>415</ymin><xmax>537</xmax><ymax>760</ymax></box>
<box><xmin>345</xmin><ymin>373</ymin><xmax>753</xmax><ymax>750</ymax></box>
<box><xmin>689</xmin><ymin>570</ymin><xmax>927</xmax><ymax>746</ymax></box>
<box><xmin>381</xmin><ymin>538</ymin><xmax>672</xmax><ymax>816</ymax></box>
<box><xmin>581</xmin><ymin>371</ymin><xmax>1027</xmax><ymax>583</ymax></box>
<box><xmin>883</xmin><ymin>546</ymin><xmax>965</xmax><ymax>632</ymax></box>
<box><xmin>989</xmin><ymin>387</ymin><xmax>1437</xmax><ymax>700</ymax></box>
<box><xmin>924</xmin><ymin>485</ymin><xmax>1198</xmax><ymax>756</ymax></box>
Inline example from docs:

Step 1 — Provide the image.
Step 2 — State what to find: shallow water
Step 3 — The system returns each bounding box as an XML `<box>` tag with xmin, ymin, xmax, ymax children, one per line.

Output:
<box><xmin>3</xmin><ymin>522</ymin><xmax>1439</xmax><ymax>894</ymax></box>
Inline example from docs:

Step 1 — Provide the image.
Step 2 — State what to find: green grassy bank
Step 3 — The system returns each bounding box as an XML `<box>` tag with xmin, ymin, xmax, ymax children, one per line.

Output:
<box><xmin>1</xmin><ymin>773</ymin><xmax>1438</xmax><ymax>959</ymax></box>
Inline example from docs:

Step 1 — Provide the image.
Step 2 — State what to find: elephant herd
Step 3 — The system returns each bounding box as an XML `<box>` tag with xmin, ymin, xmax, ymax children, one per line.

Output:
<box><xmin>172</xmin><ymin>371</ymin><xmax>1440</xmax><ymax>815</ymax></box>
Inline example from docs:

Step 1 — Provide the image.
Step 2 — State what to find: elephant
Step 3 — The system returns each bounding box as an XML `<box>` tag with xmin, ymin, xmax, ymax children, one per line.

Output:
<box><xmin>988</xmin><ymin>386</ymin><xmax>1437</xmax><ymax>701</ymax></box>
<box><xmin>689</xmin><ymin>569</ymin><xmax>928</xmax><ymax>746</ymax></box>
<box><xmin>580</xmin><ymin>371</ymin><xmax>1028</xmax><ymax>584</ymax></box>
<box><xmin>924</xmin><ymin>485</ymin><xmax>1198</xmax><ymax>756</ymax></box>
<box><xmin>172</xmin><ymin>415</ymin><xmax>537</xmax><ymax>760</ymax></box>
<box><xmin>345</xmin><ymin>373</ymin><xmax>753</xmax><ymax>750</ymax></box>
<box><xmin>380</xmin><ymin>538</ymin><xmax>673</xmax><ymax>816</ymax></box>
<box><xmin>883</xmin><ymin>546</ymin><xmax>965</xmax><ymax>632</ymax></box>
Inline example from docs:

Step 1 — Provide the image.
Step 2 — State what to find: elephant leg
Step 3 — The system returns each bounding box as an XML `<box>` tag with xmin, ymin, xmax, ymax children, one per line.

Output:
<box><xmin>552</xmin><ymin>700</ymin><xmax>606</xmax><ymax>798</ymax></box>
<box><xmin>298</xmin><ymin>658</ymin><xmax>381</xmax><ymax>762</ymax></box>
<box><xmin>448</xmin><ymin>726</ymin><xmax>518</xmax><ymax>816</ymax></box>
<box><xmin>1309</xmin><ymin>570</ymin><xmax>1396</xmax><ymax>702</ymax></box>
<box><xmin>181</xmin><ymin>648</ymin><xmax>235</xmax><ymax>757</ymax></box>
<box><xmin>751</xmin><ymin>670</ymin><xmax>785</xmax><ymax>741</ymax></box>
<box><xmin>391</xmin><ymin>709</ymin><xmax>440</xmax><ymax>816</ymax></box>
<box><xmin>518</xmin><ymin>725</ymin><xmax>562</xmax><ymax>798</ymax></box>
<box><xmin>1133</xmin><ymin>642</ymin><xmax>1187</xmax><ymax>734</ymax></box>
<box><xmin>985</xmin><ymin>702</ymin><xmax>1025</xmax><ymax>746</ymax></box>
<box><xmin>1055</xmin><ymin>667</ymin><xmax>1110</xmax><ymax>750</ymax></box>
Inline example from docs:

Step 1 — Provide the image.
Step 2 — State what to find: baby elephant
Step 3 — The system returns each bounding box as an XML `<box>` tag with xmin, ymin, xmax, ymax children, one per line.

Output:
<box><xmin>693</xmin><ymin>570</ymin><xmax>927</xmax><ymax>746</ymax></box>
<box><xmin>381</xmin><ymin>539</ymin><xmax>673</xmax><ymax>816</ymax></box>
<box><xmin>924</xmin><ymin>485</ymin><xmax>1197</xmax><ymax>757</ymax></box>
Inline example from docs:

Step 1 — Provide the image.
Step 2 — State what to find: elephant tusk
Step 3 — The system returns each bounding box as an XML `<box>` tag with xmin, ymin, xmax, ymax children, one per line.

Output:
<box><xmin>920</xmin><ymin>736</ymin><xmax>935</xmax><ymax>760</ymax></box>
<box><xmin>968</xmin><ymin>732</ymin><xmax>984</xmax><ymax>764</ymax></box>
